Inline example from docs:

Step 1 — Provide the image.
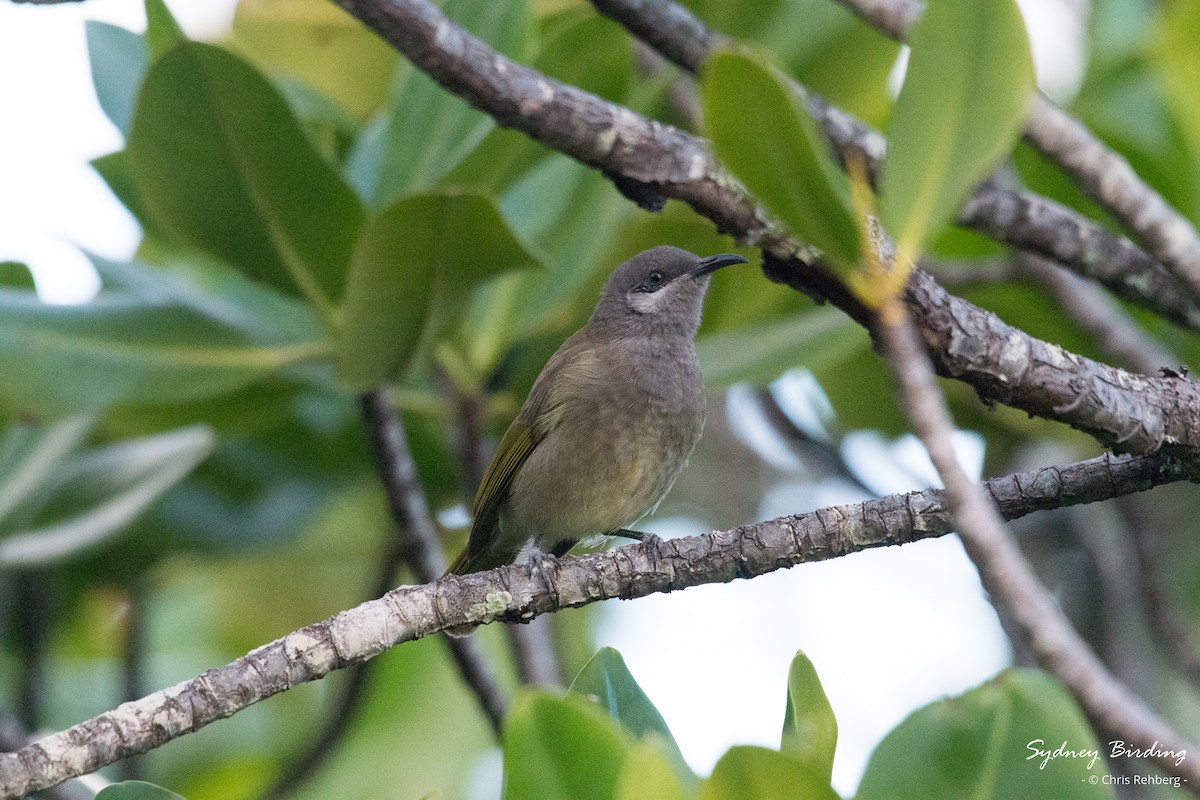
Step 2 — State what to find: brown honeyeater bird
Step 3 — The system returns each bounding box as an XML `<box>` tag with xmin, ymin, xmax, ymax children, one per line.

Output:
<box><xmin>445</xmin><ymin>246</ymin><xmax>747</xmax><ymax>576</ymax></box>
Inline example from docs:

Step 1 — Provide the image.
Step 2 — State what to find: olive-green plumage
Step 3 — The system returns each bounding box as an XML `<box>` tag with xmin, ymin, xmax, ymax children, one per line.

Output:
<box><xmin>445</xmin><ymin>246</ymin><xmax>746</xmax><ymax>576</ymax></box>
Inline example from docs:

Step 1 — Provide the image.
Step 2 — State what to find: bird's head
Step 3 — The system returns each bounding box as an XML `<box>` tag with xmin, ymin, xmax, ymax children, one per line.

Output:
<box><xmin>591</xmin><ymin>246</ymin><xmax>748</xmax><ymax>336</ymax></box>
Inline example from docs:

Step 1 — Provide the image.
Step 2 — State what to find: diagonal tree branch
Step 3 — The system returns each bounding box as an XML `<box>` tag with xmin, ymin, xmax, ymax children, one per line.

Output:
<box><xmin>875</xmin><ymin>294</ymin><xmax>1198</xmax><ymax>790</ymax></box>
<box><xmin>330</xmin><ymin>0</ymin><xmax>1200</xmax><ymax>457</ymax></box>
<box><xmin>1</xmin><ymin>449</ymin><xmax>1196</xmax><ymax>797</ymax></box>
<box><xmin>832</xmin><ymin>0</ymin><xmax>1200</xmax><ymax>305</ymax></box>
<box><xmin>587</xmin><ymin>0</ymin><xmax>1200</xmax><ymax>332</ymax></box>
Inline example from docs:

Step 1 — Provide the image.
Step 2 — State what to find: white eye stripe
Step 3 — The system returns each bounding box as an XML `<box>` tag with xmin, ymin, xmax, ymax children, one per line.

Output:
<box><xmin>628</xmin><ymin>289</ymin><xmax>668</xmax><ymax>314</ymax></box>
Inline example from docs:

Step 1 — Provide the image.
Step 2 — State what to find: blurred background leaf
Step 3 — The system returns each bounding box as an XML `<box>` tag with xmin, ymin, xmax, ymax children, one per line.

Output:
<box><xmin>856</xmin><ymin>670</ymin><xmax>1115</xmax><ymax>800</ymax></box>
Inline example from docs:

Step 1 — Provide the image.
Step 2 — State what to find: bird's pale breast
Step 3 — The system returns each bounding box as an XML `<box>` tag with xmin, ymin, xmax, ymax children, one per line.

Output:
<box><xmin>502</xmin><ymin>337</ymin><xmax>705</xmax><ymax>552</ymax></box>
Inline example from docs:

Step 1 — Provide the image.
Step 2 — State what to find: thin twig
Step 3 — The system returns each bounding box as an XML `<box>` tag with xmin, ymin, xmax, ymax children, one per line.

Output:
<box><xmin>359</xmin><ymin>389</ymin><xmax>508</xmax><ymax>728</ymax></box>
<box><xmin>3</xmin><ymin>447</ymin><xmax>1198</xmax><ymax>797</ymax></box>
<box><xmin>832</xmin><ymin>0</ymin><xmax>1200</xmax><ymax>304</ymax></box>
<box><xmin>263</xmin><ymin>389</ymin><xmax>512</xmax><ymax>797</ymax></box>
<box><xmin>1119</xmin><ymin>495</ymin><xmax>1200</xmax><ymax>691</ymax></box>
<box><xmin>14</xmin><ymin>572</ymin><xmax>48</xmax><ymax>734</ymax></box>
<box><xmin>873</xmin><ymin>293</ymin><xmax>1198</xmax><ymax>788</ymax></box>
<box><xmin>752</xmin><ymin>388</ymin><xmax>876</xmax><ymax>497</ymax></box>
<box><xmin>117</xmin><ymin>578</ymin><xmax>146</xmax><ymax>783</ymax></box>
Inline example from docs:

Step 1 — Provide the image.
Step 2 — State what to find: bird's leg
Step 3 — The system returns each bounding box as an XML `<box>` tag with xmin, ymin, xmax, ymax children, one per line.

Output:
<box><xmin>528</xmin><ymin>546</ymin><xmax>562</xmax><ymax>604</ymax></box>
<box><xmin>611</xmin><ymin>528</ymin><xmax>657</xmax><ymax>543</ymax></box>
<box><xmin>611</xmin><ymin>529</ymin><xmax>665</xmax><ymax>566</ymax></box>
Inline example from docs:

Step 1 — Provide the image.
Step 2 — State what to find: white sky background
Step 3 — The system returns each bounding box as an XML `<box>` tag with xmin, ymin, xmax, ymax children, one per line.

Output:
<box><xmin>0</xmin><ymin>0</ymin><xmax>1088</xmax><ymax>794</ymax></box>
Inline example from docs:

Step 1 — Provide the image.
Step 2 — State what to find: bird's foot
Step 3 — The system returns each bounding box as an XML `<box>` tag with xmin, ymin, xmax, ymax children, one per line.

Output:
<box><xmin>529</xmin><ymin>547</ymin><xmax>562</xmax><ymax>598</ymax></box>
<box><xmin>613</xmin><ymin>529</ymin><xmax>665</xmax><ymax>565</ymax></box>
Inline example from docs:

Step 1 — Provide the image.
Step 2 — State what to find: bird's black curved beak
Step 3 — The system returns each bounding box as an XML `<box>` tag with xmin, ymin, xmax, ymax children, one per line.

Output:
<box><xmin>690</xmin><ymin>252</ymin><xmax>749</xmax><ymax>278</ymax></box>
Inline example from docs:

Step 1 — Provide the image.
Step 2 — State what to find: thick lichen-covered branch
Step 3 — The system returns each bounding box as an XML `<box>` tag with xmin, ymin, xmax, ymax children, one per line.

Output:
<box><xmin>1</xmin><ymin>449</ymin><xmax>1195</xmax><ymax>797</ymax></box>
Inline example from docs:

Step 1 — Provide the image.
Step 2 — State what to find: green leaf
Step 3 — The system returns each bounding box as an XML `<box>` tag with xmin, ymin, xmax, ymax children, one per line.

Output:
<box><xmin>502</xmin><ymin>691</ymin><xmax>631</xmax><ymax>800</ymax></box>
<box><xmin>1152</xmin><ymin>0</ymin><xmax>1200</xmax><ymax>167</ymax></box>
<box><xmin>701</xmin><ymin>746</ymin><xmax>840</xmax><ymax>800</ymax></box>
<box><xmin>346</xmin><ymin>0</ymin><xmax>530</xmax><ymax>207</ymax></box>
<box><xmin>698</xmin><ymin>308</ymin><xmax>861</xmax><ymax>389</ymax></box>
<box><xmin>781</xmin><ymin>651</ymin><xmax>838</xmax><ymax>784</ymax></box>
<box><xmin>144</xmin><ymin>0</ymin><xmax>185</xmax><ymax>60</ymax></box>
<box><xmin>0</xmin><ymin>257</ymin><xmax>325</xmax><ymax>416</ymax></box>
<box><xmin>500</xmin><ymin>155</ymin><xmax>633</xmax><ymax>340</ymax></box>
<box><xmin>879</xmin><ymin>0</ymin><xmax>1034</xmax><ymax>257</ymax></box>
<box><xmin>569</xmin><ymin>648</ymin><xmax>694</xmax><ymax>788</ymax></box>
<box><xmin>230</xmin><ymin>0</ymin><xmax>399</xmax><ymax>120</ymax></box>
<box><xmin>703</xmin><ymin>49</ymin><xmax>861</xmax><ymax>270</ymax></box>
<box><xmin>0</xmin><ymin>416</ymin><xmax>95</xmax><ymax>526</ymax></box>
<box><xmin>86</xmin><ymin>21</ymin><xmax>147</xmax><ymax>137</ymax></box>
<box><xmin>615</xmin><ymin>741</ymin><xmax>688</xmax><ymax>800</ymax></box>
<box><xmin>97</xmin><ymin>780</ymin><xmax>188</xmax><ymax>800</ymax></box>
<box><xmin>0</xmin><ymin>425</ymin><xmax>214</xmax><ymax>568</ymax></box>
<box><xmin>857</xmin><ymin>669</ymin><xmax>1115</xmax><ymax>800</ymax></box>
<box><xmin>0</xmin><ymin>262</ymin><xmax>35</xmax><ymax>291</ymax></box>
<box><xmin>92</xmin><ymin>151</ymin><xmax>159</xmax><ymax>236</ymax></box>
<box><xmin>127</xmin><ymin>42</ymin><xmax>365</xmax><ymax>316</ymax></box>
<box><xmin>338</xmin><ymin>191</ymin><xmax>538</xmax><ymax>390</ymax></box>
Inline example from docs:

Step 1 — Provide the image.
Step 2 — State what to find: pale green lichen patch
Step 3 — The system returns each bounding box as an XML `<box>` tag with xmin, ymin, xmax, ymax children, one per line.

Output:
<box><xmin>467</xmin><ymin>590</ymin><xmax>513</xmax><ymax>623</ymax></box>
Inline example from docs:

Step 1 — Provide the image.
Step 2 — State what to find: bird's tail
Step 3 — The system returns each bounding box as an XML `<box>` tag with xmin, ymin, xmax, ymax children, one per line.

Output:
<box><xmin>443</xmin><ymin>547</ymin><xmax>475</xmax><ymax>577</ymax></box>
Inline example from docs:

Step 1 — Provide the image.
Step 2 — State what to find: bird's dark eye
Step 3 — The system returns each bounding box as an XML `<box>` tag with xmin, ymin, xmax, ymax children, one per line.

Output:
<box><xmin>638</xmin><ymin>270</ymin><xmax>665</xmax><ymax>293</ymax></box>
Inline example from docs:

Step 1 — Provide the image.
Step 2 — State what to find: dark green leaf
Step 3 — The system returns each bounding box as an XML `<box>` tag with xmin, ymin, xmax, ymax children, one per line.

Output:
<box><xmin>857</xmin><ymin>669</ymin><xmax>1115</xmax><ymax>800</ymax></box>
<box><xmin>92</xmin><ymin>151</ymin><xmax>158</xmax><ymax>235</ymax></box>
<box><xmin>701</xmin><ymin>745</ymin><xmax>840</xmax><ymax>800</ymax></box>
<box><xmin>338</xmin><ymin>191</ymin><xmax>538</xmax><ymax>389</ymax></box>
<box><xmin>144</xmin><ymin>0</ymin><xmax>184</xmax><ymax>60</ymax></box>
<box><xmin>86</xmin><ymin>21</ymin><xmax>147</xmax><ymax>137</ymax></box>
<box><xmin>0</xmin><ymin>258</ymin><xmax>325</xmax><ymax>416</ymax></box>
<box><xmin>127</xmin><ymin>42</ymin><xmax>365</xmax><ymax>313</ymax></box>
<box><xmin>781</xmin><ymin>651</ymin><xmax>838</xmax><ymax>784</ymax></box>
<box><xmin>270</xmin><ymin>74</ymin><xmax>359</xmax><ymax>164</ymax></box>
<box><xmin>0</xmin><ymin>425</ymin><xmax>214</xmax><ymax>568</ymax></box>
<box><xmin>0</xmin><ymin>262</ymin><xmax>35</xmax><ymax>290</ymax></box>
<box><xmin>346</xmin><ymin>0</ymin><xmax>530</xmax><ymax>207</ymax></box>
<box><xmin>703</xmin><ymin>49</ymin><xmax>861</xmax><ymax>270</ymax></box>
<box><xmin>569</xmin><ymin>648</ymin><xmax>694</xmax><ymax>788</ymax></box>
<box><xmin>97</xmin><ymin>780</ymin><xmax>188</xmax><ymax>800</ymax></box>
<box><xmin>502</xmin><ymin>691</ymin><xmax>630</xmax><ymax>800</ymax></box>
<box><xmin>879</xmin><ymin>0</ymin><xmax>1034</xmax><ymax>256</ymax></box>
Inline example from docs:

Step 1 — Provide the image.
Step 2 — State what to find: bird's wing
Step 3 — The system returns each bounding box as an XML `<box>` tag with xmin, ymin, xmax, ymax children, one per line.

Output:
<box><xmin>446</xmin><ymin>333</ymin><xmax>596</xmax><ymax>575</ymax></box>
